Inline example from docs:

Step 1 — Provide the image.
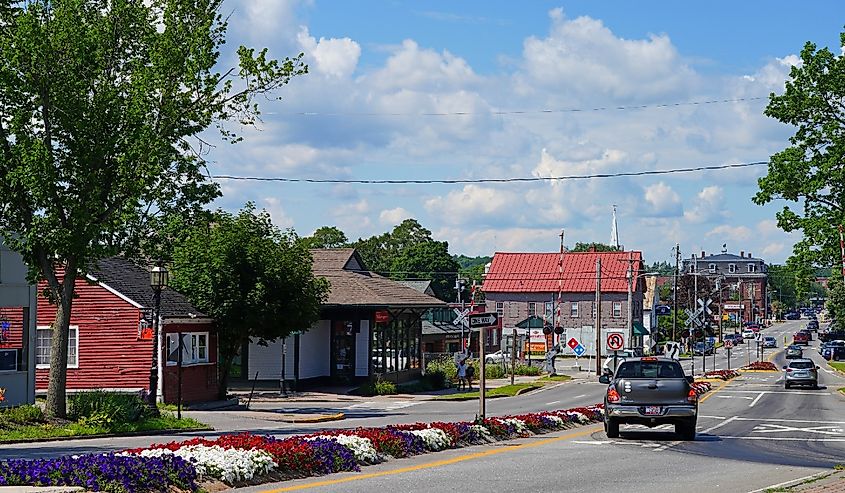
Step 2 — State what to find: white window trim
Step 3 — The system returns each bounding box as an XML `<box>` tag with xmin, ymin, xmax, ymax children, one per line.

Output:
<box><xmin>708</xmin><ymin>264</ymin><xmax>716</xmax><ymax>273</ymax></box>
<box><xmin>528</xmin><ymin>302</ymin><xmax>536</xmax><ymax>317</ymax></box>
<box><xmin>728</xmin><ymin>264</ymin><xmax>736</xmax><ymax>273</ymax></box>
<box><xmin>747</xmin><ymin>263</ymin><xmax>756</xmax><ymax>273</ymax></box>
<box><xmin>35</xmin><ymin>325</ymin><xmax>79</xmax><ymax>369</ymax></box>
<box><xmin>166</xmin><ymin>332</ymin><xmax>210</xmax><ymax>366</ymax></box>
<box><xmin>613</xmin><ymin>302</ymin><xmax>622</xmax><ymax>318</ymax></box>
<box><xmin>570</xmin><ymin>302</ymin><xmax>579</xmax><ymax>318</ymax></box>
<box><xmin>495</xmin><ymin>302</ymin><xmax>504</xmax><ymax>316</ymax></box>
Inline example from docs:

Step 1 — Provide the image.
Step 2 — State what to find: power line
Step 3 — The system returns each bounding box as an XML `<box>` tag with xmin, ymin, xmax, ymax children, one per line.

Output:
<box><xmin>276</xmin><ymin>96</ymin><xmax>767</xmax><ymax>118</ymax></box>
<box><xmin>212</xmin><ymin>160</ymin><xmax>768</xmax><ymax>185</ymax></box>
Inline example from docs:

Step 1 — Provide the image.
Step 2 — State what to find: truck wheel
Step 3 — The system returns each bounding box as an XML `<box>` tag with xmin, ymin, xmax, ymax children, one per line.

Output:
<box><xmin>605</xmin><ymin>418</ymin><xmax>619</xmax><ymax>438</ymax></box>
<box><xmin>676</xmin><ymin>420</ymin><xmax>696</xmax><ymax>441</ymax></box>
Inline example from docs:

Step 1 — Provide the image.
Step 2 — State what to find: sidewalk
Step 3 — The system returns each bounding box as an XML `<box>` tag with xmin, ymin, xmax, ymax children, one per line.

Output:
<box><xmin>764</xmin><ymin>470</ymin><xmax>845</xmax><ymax>492</ymax></box>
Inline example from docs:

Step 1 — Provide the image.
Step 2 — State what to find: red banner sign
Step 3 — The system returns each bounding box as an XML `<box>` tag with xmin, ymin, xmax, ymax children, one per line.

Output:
<box><xmin>375</xmin><ymin>311</ymin><xmax>390</xmax><ymax>324</ymax></box>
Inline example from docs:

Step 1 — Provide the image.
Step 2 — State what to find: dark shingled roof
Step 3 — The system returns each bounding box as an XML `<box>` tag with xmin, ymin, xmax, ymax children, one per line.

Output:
<box><xmin>87</xmin><ymin>257</ymin><xmax>208</xmax><ymax>320</ymax></box>
<box><xmin>310</xmin><ymin>249</ymin><xmax>445</xmax><ymax>309</ymax></box>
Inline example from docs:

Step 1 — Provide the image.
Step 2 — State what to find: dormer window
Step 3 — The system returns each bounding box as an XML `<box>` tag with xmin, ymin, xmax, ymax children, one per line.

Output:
<box><xmin>708</xmin><ymin>264</ymin><xmax>716</xmax><ymax>273</ymax></box>
<box><xmin>728</xmin><ymin>264</ymin><xmax>736</xmax><ymax>273</ymax></box>
<box><xmin>747</xmin><ymin>264</ymin><xmax>757</xmax><ymax>273</ymax></box>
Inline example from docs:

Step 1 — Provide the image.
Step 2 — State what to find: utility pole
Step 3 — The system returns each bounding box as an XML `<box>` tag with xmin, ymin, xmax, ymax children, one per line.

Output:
<box><xmin>839</xmin><ymin>224</ymin><xmax>845</xmax><ymax>284</ymax></box>
<box><xmin>626</xmin><ymin>251</ymin><xmax>634</xmax><ymax>349</ymax></box>
<box><xmin>673</xmin><ymin>244</ymin><xmax>679</xmax><ymax>343</ymax></box>
<box><xmin>692</xmin><ymin>253</ymin><xmax>697</xmax><ymax>376</ymax></box>
<box><xmin>717</xmin><ymin>277</ymin><xmax>723</xmax><ymax>344</ymax></box>
<box><xmin>595</xmin><ymin>258</ymin><xmax>602</xmax><ymax>376</ymax></box>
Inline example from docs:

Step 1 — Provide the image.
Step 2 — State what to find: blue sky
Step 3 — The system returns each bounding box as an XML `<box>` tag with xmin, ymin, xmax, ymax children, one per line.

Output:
<box><xmin>204</xmin><ymin>1</ymin><xmax>845</xmax><ymax>266</ymax></box>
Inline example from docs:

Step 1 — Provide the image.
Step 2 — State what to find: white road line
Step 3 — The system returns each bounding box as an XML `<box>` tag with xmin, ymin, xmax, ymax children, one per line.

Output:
<box><xmin>699</xmin><ymin>415</ymin><xmax>727</xmax><ymax>420</ymax></box>
<box><xmin>719</xmin><ymin>390</ymin><xmax>831</xmax><ymax>395</ymax></box>
<box><xmin>546</xmin><ymin>400</ymin><xmax>561</xmax><ymax>406</ymax></box>
<box><xmin>720</xmin><ymin>436</ymin><xmax>845</xmax><ymax>442</ymax></box>
<box><xmin>701</xmin><ymin>415</ymin><xmax>739</xmax><ymax>434</ymax></box>
<box><xmin>749</xmin><ymin>392</ymin><xmax>765</xmax><ymax>407</ymax></box>
<box><xmin>729</xmin><ymin>417</ymin><xmax>845</xmax><ymax>425</ymax></box>
<box><xmin>748</xmin><ymin>471</ymin><xmax>836</xmax><ymax>493</ymax></box>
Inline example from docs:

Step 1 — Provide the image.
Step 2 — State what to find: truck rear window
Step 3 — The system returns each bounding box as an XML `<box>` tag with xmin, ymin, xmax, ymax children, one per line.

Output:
<box><xmin>616</xmin><ymin>361</ymin><xmax>684</xmax><ymax>379</ymax></box>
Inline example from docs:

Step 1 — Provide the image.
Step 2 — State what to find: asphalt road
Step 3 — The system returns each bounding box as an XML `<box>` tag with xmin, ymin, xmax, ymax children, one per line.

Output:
<box><xmin>232</xmin><ymin>319</ymin><xmax>845</xmax><ymax>493</ymax></box>
<box><xmin>3</xmin><ymin>317</ymin><xmax>842</xmax><ymax>493</ymax></box>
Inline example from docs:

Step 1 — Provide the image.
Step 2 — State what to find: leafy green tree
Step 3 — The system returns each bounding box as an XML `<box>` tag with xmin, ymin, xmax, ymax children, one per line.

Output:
<box><xmin>646</xmin><ymin>261</ymin><xmax>674</xmax><ymax>276</ymax></box>
<box><xmin>754</xmin><ymin>31</ymin><xmax>845</xmax><ymax>267</ymax></box>
<box><xmin>0</xmin><ymin>0</ymin><xmax>306</xmax><ymax>417</ymax></box>
<box><xmin>390</xmin><ymin>241</ymin><xmax>460</xmax><ymax>301</ymax></box>
<box><xmin>826</xmin><ymin>274</ymin><xmax>845</xmax><ymax>323</ymax></box>
<box><xmin>302</xmin><ymin>226</ymin><xmax>348</xmax><ymax>249</ymax></box>
<box><xmin>353</xmin><ymin>219</ymin><xmax>435</xmax><ymax>275</ymax></box>
<box><xmin>170</xmin><ymin>205</ymin><xmax>328</xmax><ymax>398</ymax></box>
<box><xmin>570</xmin><ymin>242</ymin><xmax>621</xmax><ymax>252</ymax></box>
<box><xmin>768</xmin><ymin>264</ymin><xmax>799</xmax><ymax>309</ymax></box>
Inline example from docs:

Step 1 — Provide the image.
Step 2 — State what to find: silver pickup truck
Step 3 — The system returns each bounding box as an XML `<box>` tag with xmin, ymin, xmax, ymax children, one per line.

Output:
<box><xmin>599</xmin><ymin>357</ymin><xmax>698</xmax><ymax>440</ymax></box>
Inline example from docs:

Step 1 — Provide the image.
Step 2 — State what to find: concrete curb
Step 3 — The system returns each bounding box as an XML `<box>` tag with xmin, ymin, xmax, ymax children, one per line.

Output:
<box><xmin>0</xmin><ymin>426</ymin><xmax>213</xmax><ymax>445</ymax></box>
<box><xmin>238</xmin><ymin>411</ymin><xmax>346</xmax><ymax>424</ymax></box>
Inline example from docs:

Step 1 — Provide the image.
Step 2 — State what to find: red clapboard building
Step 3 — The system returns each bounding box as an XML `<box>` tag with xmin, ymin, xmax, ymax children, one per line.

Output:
<box><xmin>35</xmin><ymin>257</ymin><xmax>218</xmax><ymax>404</ymax></box>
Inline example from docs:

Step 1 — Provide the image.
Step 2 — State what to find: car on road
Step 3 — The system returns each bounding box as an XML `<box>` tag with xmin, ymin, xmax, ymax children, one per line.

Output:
<box><xmin>793</xmin><ymin>331</ymin><xmax>810</xmax><ymax>345</ymax></box>
<box><xmin>818</xmin><ymin>340</ymin><xmax>844</xmax><ymax>355</ymax></box>
<box><xmin>785</xmin><ymin>312</ymin><xmax>800</xmax><ymax>320</ymax></box>
<box><xmin>693</xmin><ymin>341</ymin><xmax>715</xmax><ymax>355</ymax></box>
<box><xmin>785</xmin><ymin>345</ymin><xmax>804</xmax><ymax>359</ymax></box>
<box><xmin>485</xmin><ymin>350</ymin><xmax>506</xmax><ymax>365</ymax></box>
<box><xmin>742</xmin><ymin>328</ymin><xmax>755</xmax><ymax>339</ymax></box>
<box><xmin>724</xmin><ymin>333</ymin><xmax>744</xmax><ymax>345</ymax></box>
<box><xmin>783</xmin><ymin>359</ymin><xmax>819</xmax><ymax>389</ymax></box>
<box><xmin>745</xmin><ymin>322</ymin><xmax>761</xmax><ymax>333</ymax></box>
<box><xmin>820</xmin><ymin>329</ymin><xmax>845</xmax><ymax>343</ymax></box>
<box><xmin>599</xmin><ymin>357</ymin><xmax>698</xmax><ymax>440</ymax></box>
<box><xmin>807</xmin><ymin>320</ymin><xmax>819</xmax><ymax>331</ymax></box>
<box><xmin>799</xmin><ymin>329</ymin><xmax>813</xmax><ymax>342</ymax></box>
<box><xmin>763</xmin><ymin>336</ymin><xmax>777</xmax><ymax>348</ymax></box>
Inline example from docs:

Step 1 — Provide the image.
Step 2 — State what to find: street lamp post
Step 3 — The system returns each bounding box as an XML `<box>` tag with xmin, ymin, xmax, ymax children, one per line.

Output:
<box><xmin>148</xmin><ymin>261</ymin><xmax>169</xmax><ymax>410</ymax></box>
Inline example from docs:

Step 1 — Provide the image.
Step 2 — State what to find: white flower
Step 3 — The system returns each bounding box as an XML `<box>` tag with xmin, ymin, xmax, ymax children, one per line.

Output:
<box><xmin>544</xmin><ymin>415</ymin><xmax>565</xmax><ymax>427</ymax></box>
<box><xmin>305</xmin><ymin>434</ymin><xmax>382</xmax><ymax>464</ymax></box>
<box><xmin>133</xmin><ymin>445</ymin><xmax>275</xmax><ymax>484</ymax></box>
<box><xmin>502</xmin><ymin>418</ymin><xmax>529</xmax><ymax>435</ymax></box>
<box><xmin>470</xmin><ymin>424</ymin><xmax>494</xmax><ymax>442</ymax></box>
<box><xmin>564</xmin><ymin>411</ymin><xmax>589</xmax><ymax>424</ymax></box>
<box><xmin>407</xmin><ymin>428</ymin><xmax>451</xmax><ymax>451</ymax></box>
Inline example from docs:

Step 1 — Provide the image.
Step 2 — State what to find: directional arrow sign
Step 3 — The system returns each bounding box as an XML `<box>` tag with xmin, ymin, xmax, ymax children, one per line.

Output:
<box><xmin>468</xmin><ymin>312</ymin><xmax>499</xmax><ymax>329</ymax></box>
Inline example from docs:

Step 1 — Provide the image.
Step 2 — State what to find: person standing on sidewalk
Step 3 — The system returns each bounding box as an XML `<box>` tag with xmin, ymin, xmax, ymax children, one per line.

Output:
<box><xmin>457</xmin><ymin>358</ymin><xmax>468</xmax><ymax>390</ymax></box>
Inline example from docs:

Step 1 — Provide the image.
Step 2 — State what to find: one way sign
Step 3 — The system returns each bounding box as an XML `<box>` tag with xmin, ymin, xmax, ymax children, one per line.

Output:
<box><xmin>468</xmin><ymin>312</ymin><xmax>499</xmax><ymax>328</ymax></box>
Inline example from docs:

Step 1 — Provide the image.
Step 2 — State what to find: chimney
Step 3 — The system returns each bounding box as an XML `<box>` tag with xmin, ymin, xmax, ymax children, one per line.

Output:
<box><xmin>748</xmin><ymin>252</ymin><xmax>752</xmax><ymax>258</ymax></box>
<box><xmin>701</xmin><ymin>251</ymin><xmax>705</xmax><ymax>258</ymax></box>
<box><xmin>740</xmin><ymin>250</ymin><xmax>744</xmax><ymax>258</ymax></box>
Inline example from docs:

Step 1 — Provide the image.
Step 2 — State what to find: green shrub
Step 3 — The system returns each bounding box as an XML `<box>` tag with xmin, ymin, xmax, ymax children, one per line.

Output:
<box><xmin>0</xmin><ymin>404</ymin><xmax>44</xmax><ymax>425</ymax></box>
<box><xmin>68</xmin><ymin>391</ymin><xmax>150</xmax><ymax>428</ymax></box>
<box><xmin>356</xmin><ymin>377</ymin><xmax>398</xmax><ymax>396</ymax></box>
<box><xmin>513</xmin><ymin>364</ymin><xmax>541</xmax><ymax>376</ymax></box>
<box><xmin>422</xmin><ymin>369</ymin><xmax>448</xmax><ymax>389</ymax></box>
<box><xmin>484</xmin><ymin>364</ymin><xmax>506</xmax><ymax>379</ymax></box>
<box><xmin>425</xmin><ymin>358</ymin><xmax>458</xmax><ymax>381</ymax></box>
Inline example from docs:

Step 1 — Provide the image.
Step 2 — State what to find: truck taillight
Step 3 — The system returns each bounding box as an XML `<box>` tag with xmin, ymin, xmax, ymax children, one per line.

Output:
<box><xmin>607</xmin><ymin>387</ymin><xmax>621</xmax><ymax>403</ymax></box>
<box><xmin>687</xmin><ymin>388</ymin><xmax>698</xmax><ymax>403</ymax></box>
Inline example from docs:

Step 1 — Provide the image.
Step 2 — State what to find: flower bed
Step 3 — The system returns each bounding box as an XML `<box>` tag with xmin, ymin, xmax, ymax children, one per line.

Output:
<box><xmin>690</xmin><ymin>381</ymin><xmax>712</xmax><ymax>395</ymax></box>
<box><xmin>703</xmin><ymin>369</ymin><xmax>741</xmax><ymax>380</ymax></box>
<box><xmin>0</xmin><ymin>405</ymin><xmax>603</xmax><ymax>492</ymax></box>
<box><xmin>742</xmin><ymin>361</ymin><xmax>778</xmax><ymax>371</ymax></box>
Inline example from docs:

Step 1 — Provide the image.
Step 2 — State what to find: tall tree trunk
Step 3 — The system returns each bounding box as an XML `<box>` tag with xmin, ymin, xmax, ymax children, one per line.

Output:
<box><xmin>44</xmin><ymin>260</ymin><xmax>78</xmax><ymax>419</ymax></box>
<box><xmin>217</xmin><ymin>350</ymin><xmax>233</xmax><ymax>401</ymax></box>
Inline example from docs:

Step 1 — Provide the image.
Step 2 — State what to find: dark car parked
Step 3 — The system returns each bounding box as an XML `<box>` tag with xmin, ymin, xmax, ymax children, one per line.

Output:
<box><xmin>820</xmin><ymin>330</ymin><xmax>845</xmax><ymax>343</ymax></box>
<box><xmin>822</xmin><ymin>345</ymin><xmax>845</xmax><ymax>361</ymax></box>
<box><xmin>600</xmin><ymin>357</ymin><xmax>698</xmax><ymax>440</ymax></box>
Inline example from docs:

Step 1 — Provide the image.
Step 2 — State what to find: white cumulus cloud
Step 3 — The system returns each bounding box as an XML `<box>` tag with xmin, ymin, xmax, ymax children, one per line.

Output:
<box><xmin>297</xmin><ymin>27</ymin><xmax>361</xmax><ymax>78</ymax></box>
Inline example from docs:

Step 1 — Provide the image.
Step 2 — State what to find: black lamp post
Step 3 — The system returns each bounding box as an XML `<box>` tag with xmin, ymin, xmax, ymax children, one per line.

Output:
<box><xmin>148</xmin><ymin>261</ymin><xmax>168</xmax><ymax>409</ymax></box>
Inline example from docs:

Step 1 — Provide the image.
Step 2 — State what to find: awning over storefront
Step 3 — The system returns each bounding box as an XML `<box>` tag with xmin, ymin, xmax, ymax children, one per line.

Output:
<box><xmin>633</xmin><ymin>321</ymin><xmax>649</xmax><ymax>336</ymax></box>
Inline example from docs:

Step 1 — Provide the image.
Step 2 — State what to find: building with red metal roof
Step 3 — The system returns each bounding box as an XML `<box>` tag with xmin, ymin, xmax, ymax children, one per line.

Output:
<box><xmin>482</xmin><ymin>250</ymin><xmax>646</xmax><ymax>357</ymax></box>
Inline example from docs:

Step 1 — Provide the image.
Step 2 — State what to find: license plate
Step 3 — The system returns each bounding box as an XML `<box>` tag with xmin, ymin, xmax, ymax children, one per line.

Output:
<box><xmin>644</xmin><ymin>406</ymin><xmax>662</xmax><ymax>415</ymax></box>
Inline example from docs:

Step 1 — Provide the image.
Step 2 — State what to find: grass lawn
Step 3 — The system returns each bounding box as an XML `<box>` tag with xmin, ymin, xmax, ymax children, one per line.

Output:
<box><xmin>434</xmin><ymin>383</ymin><xmax>543</xmax><ymax>401</ymax></box>
<box><xmin>830</xmin><ymin>361</ymin><xmax>845</xmax><ymax>373</ymax></box>
<box><xmin>0</xmin><ymin>407</ymin><xmax>209</xmax><ymax>443</ymax></box>
<box><xmin>537</xmin><ymin>375</ymin><xmax>572</xmax><ymax>383</ymax></box>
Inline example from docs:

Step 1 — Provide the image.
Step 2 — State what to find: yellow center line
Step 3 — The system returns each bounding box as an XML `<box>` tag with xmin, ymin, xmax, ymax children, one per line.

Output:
<box><xmin>259</xmin><ymin>425</ymin><xmax>602</xmax><ymax>493</ymax></box>
<box><xmin>699</xmin><ymin>376</ymin><xmax>734</xmax><ymax>404</ymax></box>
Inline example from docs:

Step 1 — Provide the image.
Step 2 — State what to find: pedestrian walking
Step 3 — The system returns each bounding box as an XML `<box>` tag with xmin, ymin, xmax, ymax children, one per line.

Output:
<box><xmin>465</xmin><ymin>360</ymin><xmax>475</xmax><ymax>390</ymax></box>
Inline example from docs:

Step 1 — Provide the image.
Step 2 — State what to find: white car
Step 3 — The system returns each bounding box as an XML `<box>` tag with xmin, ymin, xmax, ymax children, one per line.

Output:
<box><xmin>485</xmin><ymin>350</ymin><xmax>506</xmax><ymax>364</ymax></box>
<box><xmin>742</xmin><ymin>328</ymin><xmax>755</xmax><ymax>339</ymax></box>
<box><xmin>602</xmin><ymin>350</ymin><xmax>635</xmax><ymax>375</ymax></box>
